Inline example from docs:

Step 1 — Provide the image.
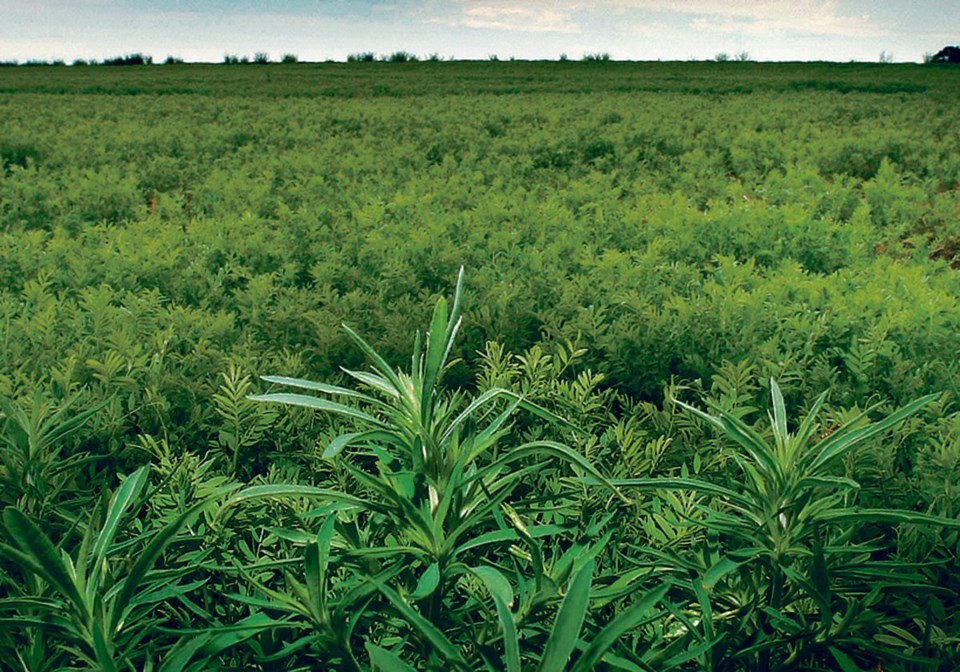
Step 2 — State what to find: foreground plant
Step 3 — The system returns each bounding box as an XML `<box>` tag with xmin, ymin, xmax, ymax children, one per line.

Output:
<box><xmin>602</xmin><ymin>380</ymin><xmax>960</xmax><ymax>671</ymax></box>
<box><xmin>238</xmin><ymin>269</ymin><xmax>679</xmax><ymax>669</ymax></box>
<box><xmin>0</xmin><ymin>466</ymin><xmax>236</xmax><ymax>671</ymax></box>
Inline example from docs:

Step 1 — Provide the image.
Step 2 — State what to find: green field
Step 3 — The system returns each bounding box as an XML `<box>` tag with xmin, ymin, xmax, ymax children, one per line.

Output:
<box><xmin>1</xmin><ymin>61</ymin><xmax>960</xmax><ymax>670</ymax></box>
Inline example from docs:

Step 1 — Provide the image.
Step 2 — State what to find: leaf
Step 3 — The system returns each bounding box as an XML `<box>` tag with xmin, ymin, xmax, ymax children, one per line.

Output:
<box><xmin>537</xmin><ymin>558</ymin><xmax>594</xmax><ymax>672</ymax></box>
<box><xmin>339</xmin><ymin>369</ymin><xmax>401</xmax><ymax>401</ymax></box>
<box><xmin>306</xmin><ymin>515</ymin><xmax>337</xmax><ymax>619</ymax></box>
<box><xmin>110</xmin><ymin>496</ymin><xmax>218</xmax><ymax>635</ymax></box>
<box><xmin>410</xmin><ymin>562</ymin><xmax>440</xmax><ymax>600</ymax></box>
<box><xmin>702</xmin><ymin>556</ymin><xmax>742</xmax><ymax>590</ymax></box>
<box><xmin>421</xmin><ymin>295</ymin><xmax>450</xmax><ymax>411</ymax></box>
<box><xmin>91</xmin><ymin>623</ymin><xmax>118</xmax><ymax>672</ymax></box>
<box><xmin>769</xmin><ymin>379</ymin><xmax>789</xmax><ymax>443</ymax></box>
<box><xmin>470</xmin><ymin>566</ymin><xmax>519</xmax><ymax>671</ymax></box>
<box><xmin>478</xmin><ymin>440</ymin><xmax>631</xmax><ymax>505</ymax></box>
<box><xmin>91</xmin><ymin>467</ymin><xmax>149</xmax><ymax>587</ymax></box>
<box><xmin>225</xmin><ymin>484</ymin><xmax>372</xmax><ymax>511</ymax></box>
<box><xmin>248</xmin><ymin>393</ymin><xmax>389</xmax><ymax>428</ymax></box>
<box><xmin>819</xmin><ymin>508</ymin><xmax>960</xmax><ymax>528</ymax></box>
<box><xmin>470</xmin><ymin>565</ymin><xmax>515</xmax><ymax>608</ymax></box>
<box><xmin>793</xmin><ymin>390</ymin><xmax>828</xmax><ymax>448</ymax></box>
<box><xmin>807</xmin><ymin>393</ymin><xmax>938</xmax><ymax>474</ymax></box>
<box><xmin>589</xmin><ymin>476</ymin><xmax>754</xmax><ymax>510</ymax></box>
<box><xmin>570</xmin><ymin>583</ymin><xmax>669</xmax><ymax>672</ymax></box>
<box><xmin>1</xmin><ymin>508</ymin><xmax>88</xmax><ymax>619</ymax></box>
<box><xmin>366</xmin><ymin>642</ymin><xmax>417</xmax><ymax>672</ymax></box>
<box><xmin>828</xmin><ymin>646</ymin><xmax>866</xmax><ymax>672</ymax></box>
<box><xmin>342</xmin><ymin>323</ymin><xmax>405</xmax><ymax>393</ymax></box>
<box><xmin>368</xmin><ymin>579</ymin><xmax>470</xmax><ymax>670</ymax></box>
<box><xmin>260</xmin><ymin>374</ymin><xmax>381</xmax><ymax>402</ymax></box>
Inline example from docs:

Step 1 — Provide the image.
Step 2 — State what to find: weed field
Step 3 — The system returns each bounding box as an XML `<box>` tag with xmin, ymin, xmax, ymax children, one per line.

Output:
<box><xmin>1</xmin><ymin>61</ymin><xmax>960</xmax><ymax>670</ymax></box>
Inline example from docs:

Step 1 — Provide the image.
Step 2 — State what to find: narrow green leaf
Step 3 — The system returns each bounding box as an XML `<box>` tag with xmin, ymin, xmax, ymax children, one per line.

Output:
<box><xmin>248</xmin><ymin>393</ymin><xmax>388</xmax><ymax>428</ymax></box>
<box><xmin>260</xmin><ymin>375</ymin><xmax>381</xmax><ymax>402</ymax></box>
<box><xmin>829</xmin><ymin>646</ymin><xmax>866</xmax><ymax>672</ymax></box>
<box><xmin>304</xmin><ymin>541</ymin><xmax>323</xmax><ymax>621</ymax></box>
<box><xmin>538</xmin><ymin>558</ymin><xmax>594</xmax><ymax>672</ymax></box>
<box><xmin>702</xmin><ymin>557</ymin><xmax>741</xmax><ymax>590</ymax></box>
<box><xmin>340</xmin><ymin>368</ymin><xmax>402</xmax><ymax>399</ymax></box>
<box><xmin>158</xmin><ymin>633</ymin><xmax>213</xmax><ymax>672</ymax></box>
<box><xmin>440</xmin><ymin>267</ymin><xmax>465</xmax><ymax>366</ymax></box>
<box><xmin>314</xmin><ymin>515</ymin><xmax>337</xmax><ymax>611</ymax></box>
<box><xmin>470</xmin><ymin>565</ymin><xmax>515</xmax><ymax>610</ymax></box>
<box><xmin>479</xmin><ymin>440</ymin><xmax>631</xmax><ymax>505</ymax></box>
<box><xmin>225</xmin><ymin>484</ymin><xmax>372</xmax><ymax>511</ymax></box>
<box><xmin>368</xmin><ymin>579</ymin><xmax>470</xmax><ymax>670</ymax></box>
<box><xmin>422</xmin><ymin>295</ymin><xmax>450</xmax><ymax>408</ymax></box>
<box><xmin>110</xmin><ymin>496</ymin><xmax>218</xmax><ymax>635</ymax></box>
<box><xmin>490</xmin><ymin>590</ymin><xmax>521</xmax><ymax>672</ymax></box>
<box><xmin>198</xmin><ymin>612</ymin><xmax>277</xmax><ymax>657</ymax></box>
<box><xmin>91</xmin><ymin>624</ymin><xmax>117</xmax><ymax>672</ymax></box>
<box><xmin>769</xmin><ymin>379</ymin><xmax>789</xmax><ymax>443</ymax></box>
<box><xmin>590</xmin><ymin>477</ymin><xmax>754</xmax><ymax>510</ymax></box>
<box><xmin>2</xmin><ymin>508</ymin><xmax>88</xmax><ymax>619</ymax></box>
<box><xmin>366</xmin><ymin>642</ymin><xmax>417</xmax><ymax>672</ymax></box>
<box><xmin>793</xmin><ymin>391</ymin><xmax>828</xmax><ymax>448</ymax></box>
<box><xmin>323</xmin><ymin>432</ymin><xmax>358</xmax><ymax>460</ymax></box>
<box><xmin>342</xmin><ymin>323</ymin><xmax>405</xmax><ymax>392</ymax></box>
<box><xmin>91</xmin><ymin>467</ymin><xmax>149</xmax><ymax>582</ymax></box>
<box><xmin>820</xmin><ymin>508</ymin><xmax>960</xmax><ymax>528</ymax></box>
<box><xmin>571</xmin><ymin>583</ymin><xmax>669</xmax><ymax>672</ymax></box>
<box><xmin>808</xmin><ymin>393</ymin><xmax>937</xmax><ymax>474</ymax></box>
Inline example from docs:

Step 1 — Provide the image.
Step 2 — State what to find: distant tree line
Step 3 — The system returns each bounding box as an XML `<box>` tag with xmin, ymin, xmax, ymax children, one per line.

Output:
<box><xmin>930</xmin><ymin>45</ymin><xmax>960</xmax><ymax>64</ymax></box>
<box><xmin>4</xmin><ymin>45</ymin><xmax>959</xmax><ymax>67</ymax></box>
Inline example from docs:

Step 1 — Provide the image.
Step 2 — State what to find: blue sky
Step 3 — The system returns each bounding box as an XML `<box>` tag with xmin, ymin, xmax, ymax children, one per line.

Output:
<box><xmin>2</xmin><ymin>1</ymin><xmax>957</xmax><ymax>63</ymax></box>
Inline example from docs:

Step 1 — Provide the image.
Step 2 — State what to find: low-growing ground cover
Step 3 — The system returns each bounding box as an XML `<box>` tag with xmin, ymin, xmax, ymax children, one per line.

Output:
<box><xmin>1</xmin><ymin>61</ymin><xmax>959</xmax><ymax>669</ymax></box>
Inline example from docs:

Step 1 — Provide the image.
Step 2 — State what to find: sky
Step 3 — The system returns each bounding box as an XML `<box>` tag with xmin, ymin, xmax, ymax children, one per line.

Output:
<box><xmin>1</xmin><ymin>1</ymin><xmax>957</xmax><ymax>64</ymax></box>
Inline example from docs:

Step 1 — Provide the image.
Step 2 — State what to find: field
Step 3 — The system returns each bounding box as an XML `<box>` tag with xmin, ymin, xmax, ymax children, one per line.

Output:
<box><xmin>1</xmin><ymin>61</ymin><xmax>960</xmax><ymax>670</ymax></box>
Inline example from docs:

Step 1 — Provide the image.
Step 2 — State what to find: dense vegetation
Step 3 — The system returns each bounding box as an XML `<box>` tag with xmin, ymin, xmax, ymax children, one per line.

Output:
<box><xmin>1</xmin><ymin>61</ymin><xmax>959</xmax><ymax>670</ymax></box>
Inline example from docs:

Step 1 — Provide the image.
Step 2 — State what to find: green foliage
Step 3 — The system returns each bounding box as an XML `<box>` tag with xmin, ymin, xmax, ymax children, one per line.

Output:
<box><xmin>230</xmin><ymin>270</ymin><xmax>657</xmax><ymax>668</ymax></box>
<box><xmin>0</xmin><ymin>466</ymin><xmax>235</xmax><ymax>669</ymax></box>
<box><xmin>606</xmin><ymin>381</ymin><xmax>960</xmax><ymax>670</ymax></box>
<box><xmin>1</xmin><ymin>62</ymin><xmax>960</xmax><ymax>667</ymax></box>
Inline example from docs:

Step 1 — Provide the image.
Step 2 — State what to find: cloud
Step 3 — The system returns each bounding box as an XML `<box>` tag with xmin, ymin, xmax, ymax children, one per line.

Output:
<box><xmin>674</xmin><ymin>1</ymin><xmax>884</xmax><ymax>38</ymax></box>
<box><xmin>427</xmin><ymin>4</ymin><xmax>580</xmax><ymax>33</ymax></box>
<box><xmin>426</xmin><ymin>0</ymin><xmax>883</xmax><ymax>39</ymax></box>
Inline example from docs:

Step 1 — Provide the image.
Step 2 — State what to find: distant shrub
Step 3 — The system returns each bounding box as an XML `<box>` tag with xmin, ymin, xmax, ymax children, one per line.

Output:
<box><xmin>426</xmin><ymin>53</ymin><xmax>441</xmax><ymax>62</ymax></box>
<box><xmin>72</xmin><ymin>58</ymin><xmax>89</xmax><ymax>67</ymax></box>
<box><xmin>253</xmin><ymin>51</ymin><xmax>270</xmax><ymax>64</ymax></box>
<box><xmin>102</xmin><ymin>53</ymin><xmax>152</xmax><ymax>66</ymax></box>
<box><xmin>582</xmin><ymin>52</ymin><xmax>611</xmax><ymax>62</ymax></box>
<box><xmin>384</xmin><ymin>51</ymin><xmax>417</xmax><ymax>63</ymax></box>
<box><xmin>280</xmin><ymin>53</ymin><xmax>298</xmax><ymax>64</ymax></box>
<box><xmin>930</xmin><ymin>45</ymin><xmax>960</xmax><ymax>64</ymax></box>
<box><xmin>347</xmin><ymin>52</ymin><xmax>375</xmax><ymax>62</ymax></box>
<box><xmin>223</xmin><ymin>54</ymin><xmax>240</xmax><ymax>64</ymax></box>
<box><xmin>0</xmin><ymin>60</ymin><xmax>17</xmax><ymax>67</ymax></box>
<box><xmin>715</xmin><ymin>52</ymin><xmax>730</xmax><ymax>62</ymax></box>
<box><xmin>163</xmin><ymin>55</ymin><xmax>184</xmax><ymax>65</ymax></box>
<box><xmin>736</xmin><ymin>51</ymin><xmax>751</xmax><ymax>62</ymax></box>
